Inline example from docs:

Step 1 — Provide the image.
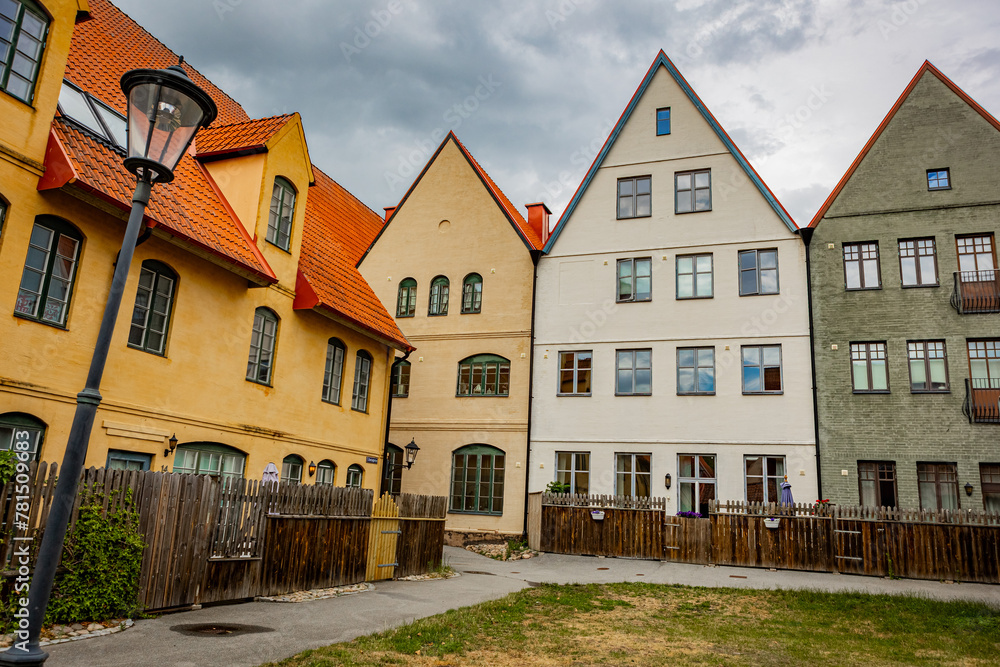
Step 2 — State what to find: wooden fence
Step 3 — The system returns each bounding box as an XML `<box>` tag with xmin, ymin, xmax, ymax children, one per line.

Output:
<box><xmin>532</xmin><ymin>493</ymin><xmax>1000</xmax><ymax>584</ymax></box>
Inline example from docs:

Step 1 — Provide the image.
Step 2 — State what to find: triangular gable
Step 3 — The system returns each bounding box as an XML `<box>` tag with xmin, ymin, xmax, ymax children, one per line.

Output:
<box><xmin>545</xmin><ymin>50</ymin><xmax>797</xmax><ymax>253</ymax></box>
<box><xmin>808</xmin><ymin>60</ymin><xmax>1000</xmax><ymax>228</ymax></box>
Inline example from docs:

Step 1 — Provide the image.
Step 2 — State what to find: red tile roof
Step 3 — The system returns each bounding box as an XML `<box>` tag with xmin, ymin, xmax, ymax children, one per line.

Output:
<box><xmin>195</xmin><ymin>115</ymin><xmax>293</xmax><ymax>158</ymax></box>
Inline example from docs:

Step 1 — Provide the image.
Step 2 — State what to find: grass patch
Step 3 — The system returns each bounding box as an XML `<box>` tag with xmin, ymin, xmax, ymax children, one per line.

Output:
<box><xmin>265</xmin><ymin>584</ymin><xmax>1000</xmax><ymax>666</ymax></box>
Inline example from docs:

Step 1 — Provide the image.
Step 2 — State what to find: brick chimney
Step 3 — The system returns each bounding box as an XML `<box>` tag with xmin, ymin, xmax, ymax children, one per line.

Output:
<box><xmin>525</xmin><ymin>202</ymin><xmax>552</xmax><ymax>245</ymax></box>
<box><xmin>383</xmin><ymin>206</ymin><xmax>397</xmax><ymax>222</ymax></box>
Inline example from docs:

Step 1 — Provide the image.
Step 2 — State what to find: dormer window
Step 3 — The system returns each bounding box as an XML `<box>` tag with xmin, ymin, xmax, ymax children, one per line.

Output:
<box><xmin>0</xmin><ymin>0</ymin><xmax>48</xmax><ymax>104</ymax></box>
<box><xmin>58</xmin><ymin>81</ymin><xmax>128</xmax><ymax>150</ymax></box>
<box><xmin>267</xmin><ymin>177</ymin><xmax>295</xmax><ymax>251</ymax></box>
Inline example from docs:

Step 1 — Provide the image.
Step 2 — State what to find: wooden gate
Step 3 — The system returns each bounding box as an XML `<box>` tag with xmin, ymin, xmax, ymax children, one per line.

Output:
<box><xmin>366</xmin><ymin>494</ymin><xmax>400</xmax><ymax>581</ymax></box>
<box><xmin>833</xmin><ymin>518</ymin><xmax>865</xmax><ymax>573</ymax></box>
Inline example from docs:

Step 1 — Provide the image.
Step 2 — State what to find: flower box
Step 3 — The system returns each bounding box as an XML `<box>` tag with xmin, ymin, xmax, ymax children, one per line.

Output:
<box><xmin>763</xmin><ymin>517</ymin><xmax>780</xmax><ymax>529</ymax></box>
<box><xmin>591</xmin><ymin>510</ymin><xmax>605</xmax><ymax>521</ymax></box>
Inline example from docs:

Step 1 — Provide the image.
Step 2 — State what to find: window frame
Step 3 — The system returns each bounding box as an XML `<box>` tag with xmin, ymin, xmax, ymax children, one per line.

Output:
<box><xmin>617</xmin><ymin>175</ymin><xmax>651</xmax><ymax>220</ymax></box>
<box><xmin>676</xmin><ymin>253</ymin><xmax>713</xmax><ymax>299</ymax></box>
<box><xmin>843</xmin><ymin>241</ymin><xmax>882</xmax><ymax>290</ymax></box>
<box><xmin>281</xmin><ymin>455</ymin><xmax>303</xmax><ymax>485</ymax></box>
<box><xmin>266</xmin><ymin>177</ymin><xmax>296</xmax><ymax>252</ymax></box>
<box><xmin>449</xmin><ymin>444</ymin><xmax>505</xmax><ymax>515</ymax></box>
<box><xmin>322</xmin><ymin>338</ymin><xmax>346</xmax><ymax>405</ymax></box>
<box><xmin>246</xmin><ymin>307</ymin><xmax>279</xmax><ymax>386</ymax></box>
<box><xmin>461</xmin><ymin>273</ymin><xmax>483</xmax><ymax>314</ymax></box>
<box><xmin>926</xmin><ymin>168</ymin><xmax>951</xmax><ymax>191</ymax></box>
<box><xmin>0</xmin><ymin>412</ymin><xmax>45</xmax><ymax>462</ymax></box>
<box><xmin>315</xmin><ymin>459</ymin><xmax>336</xmax><ymax>486</ymax></box>
<box><xmin>907</xmin><ymin>340</ymin><xmax>949</xmax><ymax>393</ymax></box>
<box><xmin>858</xmin><ymin>461</ymin><xmax>898</xmax><ymax>508</ymax></box>
<box><xmin>898</xmin><ymin>238</ymin><xmax>938</xmax><ymax>288</ymax></box>
<box><xmin>656</xmin><ymin>107</ymin><xmax>671</xmax><ymax>136</ymax></box>
<box><xmin>744</xmin><ymin>455</ymin><xmax>785</xmax><ymax>504</ymax></box>
<box><xmin>558</xmin><ymin>350</ymin><xmax>592</xmax><ymax>396</ymax></box>
<box><xmin>383</xmin><ymin>445</ymin><xmax>403</xmax><ymax>495</ymax></box>
<box><xmin>428</xmin><ymin>275</ymin><xmax>450</xmax><ymax>316</ymax></box>
<box><xmin>917</xmin><ymin>462</ymin><xmax>960</xmax><ymax>511</ymax></box>
<box><xmin>980</xmin><ymin>463</ymin><xmax>1000</xmax><ymax>513</ymax></box>
<box><xmin>615</xmin><ymin>452</ymin><xmax>652</xmax><ymax>498</ymax></box>
<box><xmin>956</xmin><ymin>234</ymin><xmax>996</xmax><ymax>275</ymax></box>
<box><xmin>741</xmin><ymin>345</ymin><xmax>783</xmax><ymax>394</ymax></box>
<box><xmin>391</xmin><ymin>360</ymin><xmax>411</xmax><ymax>398</ymax></box>
<box><xmin>677</xmin><ymin>347</ymin><xmax>715</xmax><ymax>395</ymax></box>
<box><xmin>345</xmin><ymin>463</ymin><xmax>364</xmax><ymax>488</ymax></box>
<box><xmin>967</xmin><ymin>339</ymin><xmax>1000</xmax><ymax>388</ymax></box>
<box><xmin>456</xmin><ymin>354</ymin><xmax>510</xmax><ymax>397</ymax></box>
<box><xmin>738</xmin><ymin>248</ymin><xmax>779</xmax><ymax>296</ymax></box>
<box><xmin>674</xmin><ymin>169</ymin><xmax>711</xmax><ymax>214</ymax></box>
<box><xmin>850</xmin><ymin>342</ymin><xmax>890</xmax><ymax>394</ymax></box>
<box><xmin>106</xmin><ymin>449</ymin><xmax>152</xmax><ymax>471</ymax></box>
<box><xmin>616</xmin><ymin>257</ymin><xmax>652</xmax><ymax>303</ymax></box>
<box><xmin>14</xmin><ymin>217</ymin><xmax>83</xmax><ymax>328</ymax></box>
<box><xmin>127</xmin><ymin>260</ymin><xmax>177</xmax><ymax>356</ymax></box>
<box><xmin>172</xmin><ymin>442</ymin><xmax>246</xmax><ymax>482</ymax></box>
<box><xmin>396</xmin><ymin>278</ymin><xmax>417</xmax><ymax>318</ymax></box>
<box><xmin>678</xmin><ymin>454</ymin><xmax>716</xmax><ymax>515</ymax></box>
<box><xmin>615</xmin><ymin>348</ymin><xmax>652</xmax><ymax>396</ymax></box>
<box><xmin>0</xmin><ymin>0</ymin><xmax>49</xmax><ymax>104</ymax></box>
<box><xmin>555</xmin><ymin>451</ymin><xmax>590</xmax><ymax>495</ymax></box>
<box><xmin>351</xmin><ymin>350</ymin><xmax>373</xmax><ymax>412</ymax></box>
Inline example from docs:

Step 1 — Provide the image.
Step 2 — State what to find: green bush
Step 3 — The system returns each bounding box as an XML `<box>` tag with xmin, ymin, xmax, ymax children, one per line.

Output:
<box><xmin>0</xmin><ymin>450</ymin><xmax>17</xmax><ymax>485</ymax></box>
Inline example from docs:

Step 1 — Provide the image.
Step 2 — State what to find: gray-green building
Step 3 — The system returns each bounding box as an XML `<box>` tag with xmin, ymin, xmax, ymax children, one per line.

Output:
<box><xmin>805</xmin><ymin>61</ymin><xmax>1000</xmax><ymax>512</ymax></box>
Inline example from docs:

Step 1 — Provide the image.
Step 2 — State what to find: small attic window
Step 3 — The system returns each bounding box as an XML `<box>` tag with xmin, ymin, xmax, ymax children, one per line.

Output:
<box><xmin>57</xmin><ymin>80</ymin><xmax>128</xmax><ymax>151</ymax></box>
<box><xmin>656</xmin><ymin>108</ymin><xmax>671</xmax><ymax>136</ymax></box>
<box><xmin>927</xmin><ymin>168</ymin><xmax>950</xmax><ymax>191</ymax></box>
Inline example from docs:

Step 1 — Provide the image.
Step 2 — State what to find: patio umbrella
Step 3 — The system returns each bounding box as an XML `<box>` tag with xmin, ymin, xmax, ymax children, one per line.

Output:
<box><xmin>262</xmin><ymin>462</ymin><xmax>279</xmax><ymax>484</ymax></box>
<box><xmin>780</xmin><ymin>478</ymin><xmax>794</xmax><ymax>506</ymax></box>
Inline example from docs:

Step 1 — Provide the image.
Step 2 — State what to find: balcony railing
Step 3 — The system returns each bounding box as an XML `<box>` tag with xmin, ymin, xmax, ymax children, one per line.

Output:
<box><xmin>951</xmin><ymin>270</ymin><xmax>1000</xmax><ymax>314</ymax></box>
<box><xmin>963</xmin><ymin>378</ymin><xmax>1000</xmax><ymax>424</ymax></box>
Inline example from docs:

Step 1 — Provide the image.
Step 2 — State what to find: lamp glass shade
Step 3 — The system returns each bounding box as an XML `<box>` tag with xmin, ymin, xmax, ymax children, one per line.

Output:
<box><xmin>405</xmin><ymin>439</ymin><xmax>420</xmax><ymax>466</ymax></box>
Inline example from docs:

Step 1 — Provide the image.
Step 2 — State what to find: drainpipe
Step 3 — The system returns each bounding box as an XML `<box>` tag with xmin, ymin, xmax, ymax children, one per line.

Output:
<box><xmin>798</xmin><ymin>226</ymin><xmax>823</xmax><ymax>501</ymax></box>
<box><xmin>522</xmin><ymin>249</ymin><xmax>540</xmax><ymax>537</ymax></box>
<box><xmin>380</xmin><ymin>348</ymin><xmax>411</xmax><ymax>496</ymax></box>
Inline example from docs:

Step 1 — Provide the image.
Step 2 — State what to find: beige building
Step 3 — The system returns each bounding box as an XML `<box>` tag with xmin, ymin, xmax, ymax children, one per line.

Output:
<box><xmin>358</xmin><ymin>133</ymin><xmax>546</xmax><ymax>538</ymax></box>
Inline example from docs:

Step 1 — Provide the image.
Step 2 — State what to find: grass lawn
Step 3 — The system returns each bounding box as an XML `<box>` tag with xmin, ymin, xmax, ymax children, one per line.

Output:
<box><xmin>266</xmin><ymin>583</ymin><xmax>1000</xmax><ymax>666</ymax></box>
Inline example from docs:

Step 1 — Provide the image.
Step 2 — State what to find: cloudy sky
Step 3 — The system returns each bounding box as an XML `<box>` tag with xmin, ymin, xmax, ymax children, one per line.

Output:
<box><xmin>113</xmin><ymin>0</ymin><xmax>1000</xmax><ymax>227</ymax></box>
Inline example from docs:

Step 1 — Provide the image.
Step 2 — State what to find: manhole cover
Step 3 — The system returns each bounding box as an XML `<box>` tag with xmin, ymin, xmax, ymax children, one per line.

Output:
<box><xmin>171</xmin><ymin>623</ymin><xmax>274</xmax><ymax>637</ymax></box>
<box><xmin>461</xmin><ymin>570</ymin><xmax>496</xmax><ymax>576</ymax></box>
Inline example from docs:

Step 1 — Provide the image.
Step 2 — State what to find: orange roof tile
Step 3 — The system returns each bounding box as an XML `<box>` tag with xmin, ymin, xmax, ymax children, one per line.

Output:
<box><xmin>195</xmin><ymin>115</ymin><xmax>293</xmax><ymax>158</ymax></box>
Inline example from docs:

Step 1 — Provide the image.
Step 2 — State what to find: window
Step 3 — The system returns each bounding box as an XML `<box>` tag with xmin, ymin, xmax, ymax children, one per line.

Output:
<box><xmin>345</xmin><ymin>463</ymin><xmax>364</xmax><ymax>488</ymax></box>
<box><xmin>742</xmin><ymin>345</ymin><xmax>782</xmax><ymax>394</ymax></box>
<box><xmin>462</xmin><ymin>273</ymin><xmax>482</xmax><ymax>313</ymax></box>
<box><xmin>457</xmin><ymin>354</ymin><xmax>510</xmax><ymax>396</ymax></box>
<box><xmin>397</xmin><ymin>278</ymin><xmax>416</xmax><ymax>317</ymax></box>
<box><xmin>266</xmin><ymin>177</ymin><xmax>295</xmax><ymax>251</ymax></box>
<box><xmin>383</xmin><ymin>445</ymin><xmax>402</xmax><ymax>495</ymax></box>
<box><xmin>0</xmin><ymin>0</ymin><xmax>48</xmax><ymax>103</ymax></box>
<box><xmin>656</xmin><ymin>107</ymin><xmax>671</xmax><ymax>135</ymax></box>
<box><xmin>675</xmin><ymin>170</ymin><xmax>711</xmax><ymax>214</ymax></box>
<box><xmin>246</xmin><ymin>308</ymin><xmax>278</xmax><ymax>385</ymax></box>
<box><xmin>429</xmin><ymin>275</ymin><xmax>449</xmax><ymax>315</ymax></box>
<box><xmin>957</xmin><ymin>234</ymin><xmax>996</xmax><ymax>274</ymax></box>
<box><xmin>106</xmin><ymin>450</ymin><xmax>151</xmax><ymax>471</ymax></box>
<box><xmin>908</xmin><ymin>341</ymin><xmax>948</xmax><ymax>392</ymax></box>
<box><xmin>316</xmin><ymin>460</ymin><xmax>335</xmax><ymax>486</ymax></box>
<box><xmin>981</xmin><ymin>464</ymin><xmax>1000</xmax><ymax>512</ymax></box>
<box><xmin>555</xmin><ymin>452</ymin><xmax>590</xmax><ymax>495</ymax></box>
<box><xmin>615</xmin><ymin>453</ymin><xmax>651</xmax><ymax>498</ymax></box>
<box><xmin>391</xmin><ymin>360</ymin><xmax>411</xmax><ymax>397</ymax></box>
<box><xmin>738</xmin><ymin>249</ymin><xmax>778</xmax><ymax>295</ymax></box>
<box><xmin>0</xmin><ymin>412</ymin><xmax>44</xmax><ymax>462</ymax></box>
<box><xmin>676</xmin><ymin>254</ymin><xmax>713</xmax><ymax>299</ymax></box>
<box><xmin>843</xmin><ymin>242</ymin><xmax>881</xmax><ymax>290</ymax></box>
<box><xmin>173</xmin><ymin>443</ymin><xmax>246</xmax><ymax>482</ymax></box>
<box><xmin>352</xmin><ymin>350</ymin><xmax>373</xmax><ymax>411</ymax></box>
<box><xmin>677</xmin><ymin>347</ymin><xmax>715</xmax><ymax>395</ymax></box>
<box><xmin>450</xmin><ymin>444</ymin><xmax>504</xmax><ymax>514</ymax></box>
<box><xmin>58</xmin><ymin>81</ymin><xmax>128</xmax><ymax>149</ymax></box>
<box><xmin>851</xmin><ymin>342</ymin><xmax>889</xmax><ymax>393</ymax></box>
<box><xmin>917</xmin><ymin>462</ymin><xmax>959</xmax><ymax>510</ymax></box>
<box><xmin>15</xmin><ymin>217</ymin><xmax>82</xmax><ymax>327</ymax></box>
<box><xmin>745</xmin><ymin>455</ymin><xmax>784</xmax><ymax>503</ymax></box>
<box><xmin>128</xmin><ymin>260</ymin><xmax>176</xmax><ymax>355</ymax></box>
<box><xmin>322</xmin><ymin>338</ymin><xmax>345</xmax><ymax>404</ymax></box>
<box><xmin>0</xmin><ymin>198</ymin><xmax>6</xmax><ymax>236</ymax></box>
<box><xmin>616</xmin><ymin>349</ymin><xmax>652</xmax><ymax>396</ymax></box>
<box><xmin>898</xmin><ymin>238</ymin><xmax>938</xmax><ymax>287</ymax></box>
<box><xmin>617</xmin><ymin>257</ymin><xmax>651</xmax><ymax>302</ymax></box>
<box><xmin>678</xmin><ymin>454</ymin><xmax>715</xmax><ymax>515</ymax></box>
<box><xmin>558</xmin><ymin>351</ymin><xmax>592</xmax><ymax>396</ymax></box>
<box><xmin>858</xmin><ymin>461</ymin><xmax>897</xmax><ymax>508</ymax></box>
<box><xmin>927</xmin><ymin>168</ymin><xmax>950</xmax><ymax>190</ymax></box>
<box><xmin>617</xmin><ymin>176</ymin><xmax>651</xmax><ymax>219</ymax></box>
<box><xmin>281</xmin><ymin>455</ymin><xmax>303</xmax><ymax>485</ymax></box>
<box><xmin>968</xmin><ymin>340</ymin><xmax>1000</xmax><ymax>388</ymax></box>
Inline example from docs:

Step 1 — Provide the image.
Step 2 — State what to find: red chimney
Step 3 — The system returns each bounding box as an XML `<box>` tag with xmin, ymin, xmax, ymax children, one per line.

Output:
<box><xmin>383</xmin><ymin>206</ymin><xmax>396</xmax><ymax>222</ymax></box>
<box><xmin>525</xmin><ymin>202</ymin><xmax>551</xmax><ymax>245</ymax></box>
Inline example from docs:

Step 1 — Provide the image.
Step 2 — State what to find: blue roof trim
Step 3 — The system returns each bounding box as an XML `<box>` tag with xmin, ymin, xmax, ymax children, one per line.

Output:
<box><xmin>544</xmin><ymin>52</ymin><xmax>797</xmax><ymax>254</ymax></box>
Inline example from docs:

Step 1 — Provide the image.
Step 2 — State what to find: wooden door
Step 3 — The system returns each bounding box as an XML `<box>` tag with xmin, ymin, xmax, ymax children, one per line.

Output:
<box><xmin>366</xmin><ymin>494</ymin><xmax>400</xmax><ymax>581</ymax></box>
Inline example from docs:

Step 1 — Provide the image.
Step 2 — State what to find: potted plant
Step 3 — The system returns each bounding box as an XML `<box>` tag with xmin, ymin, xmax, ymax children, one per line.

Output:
<box><xmin>763</xmin><ymin>517</ymin><xmax>780</xmax><ymax>528</ymax></box>
<box><xmin>591</xmin><ymin>509</ymin><xmax>605</xmax><ymax>521</ymax></box>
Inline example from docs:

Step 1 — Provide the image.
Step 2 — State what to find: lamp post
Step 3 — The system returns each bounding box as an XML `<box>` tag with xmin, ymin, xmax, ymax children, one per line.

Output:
<box><xmin>383</xmin><ymin>438</ymin><xmax>420</xmax><ymax>476</ymax></box>
<box><xmin>0</xmin><ymin>63</ymin><xmax>216</xmax><ymax>666</ymax></box>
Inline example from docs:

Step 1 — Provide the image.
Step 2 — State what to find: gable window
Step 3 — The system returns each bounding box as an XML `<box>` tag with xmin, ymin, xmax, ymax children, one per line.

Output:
<box><xmin>322</xmin><ymin>338</ymin><xmax>345</xmax><ymax>404</ymax></box>
<box><xmin>675</xmin><ymin>169</ymin><xmax>711</xmax><ymax>214</ymax></box>
<box><xmin>742</xmin><ymin>345</ymin><xmax>782</xmax><ymax>394</ymax></box>
<box><xmin>351</xmin><ymin>350</ymin><xmax>372</xmax><ymax>412</ymax></box>
<box><xmin>917</xmin><ymin>462</ymin><xmax>959</xmax><ymax>510</ymax></box>
<box><xmin>346</xmin><ymin>463</ymin><xmax>364</xmax><ymax>488</ymax></box>
<box><xmin>266</xmin><ymin>177</ymin><xmax>295</xmax><ymax>251</ymax></box>
<box><xmin>656</xmin><ymin>107</ymin><xmax>671</xmax><ymax>135</ymax></box>
<box><xmin>617</xmin><ymin>257</ymin><xmax>651</xmax><ymax>302</ymax></box>
<box><xmin>15</xmin><ymin>217</ymin><xmax>82</xmax><ymax>327</ymax></box>
<box><xmin>677</xmin><ymin>347</ymin><xmax>715</xmax><ymax>395</ymax></box>
<box><xmin>128</xmin><ymin>260</ymin><xmax>176</xmax><ymax>355</ymax></box>
<box><xmin>397</xmin><ymin>278</ymin><xmax>416</xmax><ymax>317</ymax></box>
<box><xmin>858</xmin><ymin>461</ymin><xmax>897</xmax><ymax>508</ymax></box>
<box><xmin>391</xmin><ymin>360</ymin><xmax>410</xmax><ymax>397</ymax></box>
<box><xmin>558</xmin><ymin>351</ymin><xmax>592</xmax><ymax>396</ymax></box>
<box><xmin>457</xmin><ymin>354</ymin><xmax>510</xmax><ymax>397</ymax></box>
<box><xmin>462</xmin><ymin>273</ymin><xmax>483</xmax><ymax>313</ymax></box>
<box><xmin>0</xmin><ymin>412</ymin><xmax>45</xmax><ymax>462</ymax></box>
<box><xmin>555</xmin><ymin>452</ymin><xmax>590</xmax><ymax>495</ymax></box>
<box><xmin>281</xmin><ymin>455</ymin><xmax>303</xmax><ymax>485</ymax></box>
<box><xmin>898</xmin><ymin>238</ymin><xmax>937</xmax><ymax>287</ymax></box>
<box><xmin>429</xmin><ymin>275</ymin><xmax>449</xmax><ymax>315</ymax></box>
<box><xmin>450</xmin><ymin>444</ymin><xmax>504</xmax><ymax>514</ymax></box>
<box><xmin>246</xmin><ymin>307</ymin><xmax>278</xmax><ymax>385</ymax></box>
<box><xmin>616</xmin><ymin>349</ymin><xmax>652</xmax><ymax>396</ymax></box>
<box><xmin>843</xmin><ymin>242</ymin><xmax>881</xmax><ymax>290</ymax></box>
<box><xmin>927</xmin><ymin>168</ymin><xmax>950</xmax><ymax>190</ymax></box>
<box><xmin>676</xmin><ymin>254</ymin><xmax>713</xmax><ymax>299</ymax></box>
<box><xmin>0</xmin><ymin>0</ymin><xmax>48</xmax><ymax>103</ymax></box>
<box><xmin>173</xmin><ymin>442</ymin><xmax>246</xmax><ymax>482</ymax></box>
<box><xmin>316</xmin><ymin>460</ymin><xmax>336</xmax><ymax>486</ymax></box>
<box><xmin>615</xmin><ymin>453</ymin><xmax>651</xmax><ymax>498</ymax></box>
<box><xmin>617</xmin><ymin>176</ymin><xmax>651</xmax><ymax>219</ymax></box>
<box><xmin>745</xmin><ymin>455</ymin><xmax>784</xmax><ymax>503</ymax></box>
<box><xmin>908</xmin><ymin>341</ymin><xmax>948</xmax><ymax>392</ymax></box>
<box><xmin>679</xmin><ymin>454</ymin><xmax>715</xmax><ymax>515</ymax></box>
<box><xmin>106</xmin><ymin>450</ymin><xmax>152</xmax><ymax>471</ymax></box>
<box><xmin>738</xmin><ymin>248</ymin><xmax>778</xmax><ymax>295</ymax></box>
<box><xmin>981</xmin><ymin>464</ymin><xmax>1000</xmax><ymax>512</ymax></box>
<box><xmin>851</xmin><ymin>342</ymin><xmax>889</xmax><ymax>393</ymax></box>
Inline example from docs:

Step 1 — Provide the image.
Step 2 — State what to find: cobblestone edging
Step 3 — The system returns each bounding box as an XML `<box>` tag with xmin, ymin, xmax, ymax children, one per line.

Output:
<box><xmin>396</xmin><ymin>571</ymin><xmax>461</xmax><ymax>582</ymax></box>
<box><xmin>256</xmin><ymin>582</ymin><xmax>374</xmax><ymax>603</ymax></box>
<box><xmin>1</xmin><ymin>619</ymin><xmax>135</xmax><ymax>648</ymax></box>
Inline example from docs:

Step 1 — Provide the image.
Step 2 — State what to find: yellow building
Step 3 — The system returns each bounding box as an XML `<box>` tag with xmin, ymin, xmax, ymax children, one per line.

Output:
<box><xmin>358</xmin><ymin>133</ymin><xmax>546</xmax><ymax>539</ymax></box>
<box><xmin>0</xmin><ymin>0</ymin><xmax>411</xmax><ymax>490</ymax></box>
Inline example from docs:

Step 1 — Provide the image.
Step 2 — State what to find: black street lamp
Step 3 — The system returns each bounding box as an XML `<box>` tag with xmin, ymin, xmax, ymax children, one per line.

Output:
<box><xmin>384</xmin><ymin>438</ymin><xmax>420</xmax><ymax>473</ymax></box>
<box><xmin>0</xmin><ymin>63</ymin><xmax>216</xmax><ymax>666</ymax></box>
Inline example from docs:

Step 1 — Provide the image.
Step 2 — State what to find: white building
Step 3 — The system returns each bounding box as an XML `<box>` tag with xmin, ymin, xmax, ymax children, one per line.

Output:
<box><xmin>529</xmin><ymin>52</ymin><xmax>817</xmax><ymax>513</ymax></box>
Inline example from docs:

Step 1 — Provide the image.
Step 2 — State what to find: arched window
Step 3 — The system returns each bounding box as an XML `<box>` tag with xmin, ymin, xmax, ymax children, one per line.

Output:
<box><xmin>397</xmin><ymin>278</ymin><xmax>416</xmax><ymax>317</ymax></box>
<box><xmin>323</xmin><ymin>338</ymin><xmax>346</xmax><ymax>404</ymax></box>
<box><xmin>391</xmin><ymin>360</ymin><xmax>410</xmax><ymax>398</ymax></box>
<box><xmin>281</xmin><ymin>454</ymin><xmax>303</xmax><ymax>485</ymax></box>
<box><xmin>352</xmin><ymin>350</ymin><xmax>373</xmax><ymax>412</ymax></box>
<box><xmin>462</xmin><ymin>273</ymin><xmax>483</xmax><ymax>314</ymax></box>
<box><xmin>457</xmin><ymin>354</ymin><xmax>510</xmax><ymax>396</ymax></box>
<box><xmin>267</xmin><ymin>177</ymin><xmax>296</xmax><ymax>251</ymax></box>
<box><xmin>450</xmin><ymin>444</ymin><xmax>505</xmax><ymax>515</ymax></box>
<box><xmin>128</xmin><ymin>260</ymin><xmax>177</xmax><ymax>355</ymax></box>
<box><xmin>346</xmin><ymin>463</ymin><xmax>364</xmax><ymax>488</ymax></box>
<box><xmin>316</xmin><ymin>459</ymin><xmax>336</xmax><ymax>486</ymax></box>
<box><xmin>173</xmin><ymin>442</ymin><xmax>246</xmax><ymax>482</ymax></box>
<box><xmin>429</xmin><ymin>275</ymin><xmax>449</xmax><ymax>315</ymax></box>
<box><xmin>0</xmin><ymin>412</ymin><xmax>45</xmax><ymax>462</ymax></box>
<box><xmin>0</xmin><ymin>1</ymin><xmax>49</xmax><ymax>103</ymax></box>
<box><xmin>15</xmin><ymin>216</ymin><xmax>83</xmax><ymax>327</ymax></box>
<box><xmin>382</xmin><ymin>444</ymin><xmax>403</xmax><ymax>495</ymax></box>
<box><xmin>247</xmin><ymin>307</ymin><xmax>279</xmax><ymax>385</ymax></box>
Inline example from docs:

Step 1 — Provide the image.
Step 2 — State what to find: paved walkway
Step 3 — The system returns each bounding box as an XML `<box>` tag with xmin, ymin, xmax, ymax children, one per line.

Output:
<box><xmin>43</xmin><ymin>547</ymin><xmax>1000</xmax><ymax>667</ymax></box>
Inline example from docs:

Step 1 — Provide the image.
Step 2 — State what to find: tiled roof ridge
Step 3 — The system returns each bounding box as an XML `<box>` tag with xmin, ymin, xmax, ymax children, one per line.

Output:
<box><xmin>202</xmin><ymin>113</ymin><xmax>295</xmax><ymax>131</ymax></box>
